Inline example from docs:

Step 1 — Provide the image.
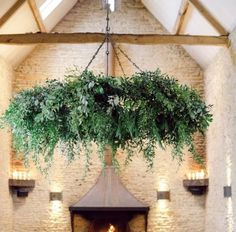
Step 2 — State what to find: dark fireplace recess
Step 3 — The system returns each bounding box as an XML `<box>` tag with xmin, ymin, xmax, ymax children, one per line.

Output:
<box><xmin>69</xmin><ymin>154</ymin><xmax>149</xmax><ymax>232</ymax></box>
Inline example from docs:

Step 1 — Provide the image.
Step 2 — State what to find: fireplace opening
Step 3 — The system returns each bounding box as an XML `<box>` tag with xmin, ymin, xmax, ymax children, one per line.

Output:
<box><xmin>88</xmin><ymin>219</ymin><xmax>130</xmax><ymax>232</ymax></box>
<box><xmin>69</xmin><ymin>151</ymin><xmax>149</xmax><ymax>232</ymax></box>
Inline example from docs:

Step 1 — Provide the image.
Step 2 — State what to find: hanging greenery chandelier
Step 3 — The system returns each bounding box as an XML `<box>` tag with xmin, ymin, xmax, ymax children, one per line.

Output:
<box><xmin>0</xmin><ymin>3</ymin><xmax>212</xmax><ymax>171</ymax></box>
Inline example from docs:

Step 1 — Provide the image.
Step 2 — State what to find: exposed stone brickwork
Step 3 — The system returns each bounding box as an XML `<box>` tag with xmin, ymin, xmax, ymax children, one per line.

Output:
<box><xmin>204</xmin><ymin>28</ymin><xmax>236</xmax><ymax>232</ymax></box>
<box><xmin>0</xmin><ymin>57</ymin><xmax>13</xmax><ymax>232</ymax></box>
<box><xmin>11</xmin><ymin>0</ymin><xmax>206</xmax><ymax>231</ymax></box>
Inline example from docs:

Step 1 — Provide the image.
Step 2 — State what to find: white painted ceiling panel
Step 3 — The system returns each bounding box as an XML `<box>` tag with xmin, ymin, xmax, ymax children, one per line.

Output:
<box><xmin>0</xmin><ymin>2</ymin><xmax>38</xmax><ymax>67</ymax></box>
<box><xmin>183</xmin><ymin>45</ymin><xmax>220</xmax><ymax>69</ymax></box>
<box><xmin>38</xmin><ymin>0</ymin><xmax>77</xmax><ymax>32</ymax></box>
<box><xmin>0</xmin><ymin>0</ymin><xmax>78</xmax><ymax>67</ymax></box>
<box><xmin>142</xmin><ymin>0</ymin><xmax>236</xmax><ymax>69</ymax></box>
<box><xmin>182</xmin><ymin>6</ymin><xmax>220</xmax><ymax>68</ymax></box>
<box><xmin>0</xmin><ymin>2</ymin><xmax>38</xmax><ymax>33</ymax></box>
<box><xmin>0</xmin><ymin>0</ymin><xmax>235</xmax><ymax>69</ymax></box>
<box><xmin>184</xmin><ymin>6</ymin><xmax>219</xmax><ymax>36</ymax></box>
<box><xmin>199</xmin><ymin>0</ymin><xmax>236</xmax><ymax>32</ymax></box>
<box><xmin>142</xmin><ymin>0</ymin><xmax>182</xmax><ymax>32</ymax></box>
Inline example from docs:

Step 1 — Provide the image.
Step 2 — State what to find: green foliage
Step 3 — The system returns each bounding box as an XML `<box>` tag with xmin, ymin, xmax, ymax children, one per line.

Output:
<box><xmin>1</xmin><ymin>69</ymin><xmax>212</xmax><ymax>170</ymax></box>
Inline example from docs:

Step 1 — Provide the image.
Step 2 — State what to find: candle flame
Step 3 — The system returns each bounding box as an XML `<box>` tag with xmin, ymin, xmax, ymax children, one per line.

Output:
<box><xmin>186</xmin><ymin>169</ymin><xmax>206</xmax><ymax>180</ymax></box>
<box><xmin>108</xmin><ymin>224</ymin><xmax>115</xmax><ymax>232</ymax></box>
<box><xmin>12</xmin><ymin>170</ymin><xmax>31</xmax><ymax>180</ymax></box>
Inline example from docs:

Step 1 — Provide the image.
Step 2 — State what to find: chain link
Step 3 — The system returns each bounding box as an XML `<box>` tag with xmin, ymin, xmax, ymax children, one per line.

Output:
<box><xmin>110</xmin><ymin>40</ymin><xmax>126</xmax><ymax>76</ymax></box>
<box><xmin>84</xmin><ymin>38</ymin><xmax>106</xmax><ymax>71</ymax></box>
<box><xmin>105</xmin><ymin>3</ymin><xmax>110</xmax><ymax>76</ymax></box>
<box><xmin>116</xmin><ymin>45</ymin><xmax>143</xmax><ymax>73</ymax></box>
<box><xmin>84</xmin><ymin>2</ymin><xmax>143</xmax><ymax>75</ymax></box>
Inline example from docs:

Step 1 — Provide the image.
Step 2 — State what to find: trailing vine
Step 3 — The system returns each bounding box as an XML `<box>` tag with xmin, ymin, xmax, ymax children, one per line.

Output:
<box><xmin>1</xmin><ymin>69</ymin><xmax>212</xmax><ymax>171</ymax></box>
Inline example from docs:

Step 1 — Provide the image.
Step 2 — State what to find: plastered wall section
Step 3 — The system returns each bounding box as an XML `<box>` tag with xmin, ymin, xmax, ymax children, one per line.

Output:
<box><xmin>13</xmin><ymin>0</ymin><xmax>206</xmax><ymax>232</ymax></box>
<box><xmin>0</xmin><ymin>57</ymin><xmax>13</xmax><ymax>232</ymax></box>
<box><xmin>204</xmin><ymin>28</ymin><xmax>236</xmax><ymax>232</ymax></box>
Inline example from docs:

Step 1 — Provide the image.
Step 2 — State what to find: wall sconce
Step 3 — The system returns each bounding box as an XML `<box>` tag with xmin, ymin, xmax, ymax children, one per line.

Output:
<box><xmin>183</xmin><ymin>170</ymin><xmax>208</xmax><ymax>195</ymax></box>
<box><xmin>224</xmin><ymin>186</ymin><xmax>232</xmax><ymax>198</ymax></box>
<box><xmin>157</xmin><ymin>179</ymin><xmax>170</xmax><ymax>201</ymax></box>
<box><xmin>50</xmin><ymin>192</ymin><xmax>63</xmax><ymax>201</ymax></box>
<box><xmin>9</xmin><ymin>170</ymin><xmax>35</xmax><ymax>197</ymax></box>
<box><xmin>157</xmin><ymin>190</ymin><xmax>170</xmax><ymax>201</ymax></box>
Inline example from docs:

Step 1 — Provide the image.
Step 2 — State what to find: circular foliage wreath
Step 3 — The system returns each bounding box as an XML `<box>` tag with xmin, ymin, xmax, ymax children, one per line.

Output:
<box><xmin>1</xmin><ymin>69</ymin><xmax>212</xmax><ymax>170</ymax></box>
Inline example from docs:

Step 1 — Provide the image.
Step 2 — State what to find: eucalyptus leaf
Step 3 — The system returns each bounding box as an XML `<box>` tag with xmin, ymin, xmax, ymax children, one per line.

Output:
<box><xmin>1</xmin><ymin>69</ymin><xmax>212</xmax><ymax>171</ymax></box>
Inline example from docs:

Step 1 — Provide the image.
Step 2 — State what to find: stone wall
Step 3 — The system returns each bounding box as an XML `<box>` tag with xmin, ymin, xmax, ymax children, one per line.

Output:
<box><xmin>204</xmin><ymin>29</ymin><xmax>236</xmax><ymax>232</ymax></box>
<box><xmin>0</xmin><ymin>57</ymin><xmax>13</xmax><ymax>232</ymax></box>
<box><xmin>12</xmin><ymin>0</ymin><xmax>206</xmax><ymax>231</ymax></box>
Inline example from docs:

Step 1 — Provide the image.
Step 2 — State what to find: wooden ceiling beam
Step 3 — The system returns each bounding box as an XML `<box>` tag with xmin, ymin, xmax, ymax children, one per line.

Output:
<box><xmin>0</xmin><ymin>32</ymin><xmax>228</xmax><ymax>46</ymax></box>
<box><xmin>173</xmin><ymin>0</ymin><xmax>190</xmax><ymax>34</ymax></box>
<box><xmin>0</xmin><ymin>0</ymin><xmax>26</xmax><ymax>27</ymax></box>
<box><xmin>188</xmin><ymin>0</ymin><xmax>228</xmax><ymax>35</ymax></box>
<box><xmin>27</xmin><ymin>0</ymin><xmax>46</xmax><ymax>32</ymax></box>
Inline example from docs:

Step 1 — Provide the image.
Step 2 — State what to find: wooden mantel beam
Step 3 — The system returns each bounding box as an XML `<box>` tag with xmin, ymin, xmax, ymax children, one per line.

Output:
<box><xmin>0</xmin><ymin>32</ymin><xmax>228</xmax><ymax>46</ymax></box>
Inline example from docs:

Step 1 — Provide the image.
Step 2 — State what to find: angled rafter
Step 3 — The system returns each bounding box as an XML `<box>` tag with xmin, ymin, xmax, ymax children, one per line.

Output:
<box><xmin>0</xmin><ymin>32</ymin><xmax>228</xmax><ymax>46</ymax></box>
<box><xmin>27</xmin><ymin>0</ymin><xmax>46</xmax><ymax>32</ymax></box>
<box><xmin>188</xmin><ymin>0</ymin><xmax>228</xmax><ymax>35</ymax></box>
<box><xmin>173</xmin><ymin>0</ymin><xmax>190</xmax><ymax>34</ymax></box>
<box><xmin>0</xmin><ymin>0</ymin><xmax>26</xmax><ymax>27</ymax></box>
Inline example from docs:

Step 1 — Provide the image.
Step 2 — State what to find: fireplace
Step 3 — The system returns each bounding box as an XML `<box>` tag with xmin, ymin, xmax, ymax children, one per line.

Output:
<box><xmin>69</xmin><ymin>153</ymin><xmax>149</xmax><ymax>232</ymax></box>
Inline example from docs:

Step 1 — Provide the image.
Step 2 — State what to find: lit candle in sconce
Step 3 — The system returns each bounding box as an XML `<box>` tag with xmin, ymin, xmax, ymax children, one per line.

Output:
<box><xmin>186</xmin><ymin>170</ymin><xmax>206</xmax><ymax>180</ymax></box>
<box><xmin>196</xmin><ymin>172</ymin><xmax>201</xmax><ymax>179</ymax></box>
<box><xmin>27</xmin><ymin>172</ymin><xmax>31</xmax><ymax>180</ymax></box>
<box><xmin>199</xmin><ymin>170</ymin><xmax>205</xmax><ymax>179</ymax></box>
<box><xmin>191</xmin><ymin>172</ymin><xmax>196</xmax><ymax>180</ymax></box>
<box><xmin>12</xmin><ymin>170</ymin><xmax>18</xmax><ymax>179</ymax></box>
<box><xmin>187</xmin><ymin>173</ymin><xmax>192</xmax><ymax>180</ymax></box>
<box><xmin>18</xmin><ymin>172</ymin><xmax>22</xmax><ymax>180</ymax></box>
<box><xmin>11</xmin><ymin>170</ymin><xmax>32</xmax><ymax>180</ymax></box>
<box><xmin>22</xmin><ymin>172</ymin><xmax>27</xmax><ymax>180</ymax></box>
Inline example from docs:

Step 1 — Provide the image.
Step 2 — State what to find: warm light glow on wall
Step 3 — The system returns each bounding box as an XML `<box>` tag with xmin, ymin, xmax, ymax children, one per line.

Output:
<box><xmin>157</xmin><ymin>179</ymin><xmax>170</xmax><ymax>211</ymax></box>
<box><xmin>50</xmin><ymin>200</ymin><xmax>62</xmax><ymax>214</ymax></box>
<box><xmin>226</xmin><ymin>150</ymin><xmax>234</xmax><ymax>231</ymax></box>
<box><xmin>158</xmin><ymin>179</ymin><xmax>169</xmax><ymax>191</ymax></box>
<box><xmin>157</xmin><ymin>199</ymin><xmax>169</xmax><ymax>211</ymax></box>
<box><xmin>50</xmin><ymin>182</ymin><xmax>62</xmax><ymax>193</ymax></box>
<box><xmin>49</xmin><ymin>182</ymin><xmax>63</xmax><ymax>214</ymax></box>
<box><xmin>227</xmin><ymin>198</ymin><xmax>233</xmax><ymax>232</ymax></box>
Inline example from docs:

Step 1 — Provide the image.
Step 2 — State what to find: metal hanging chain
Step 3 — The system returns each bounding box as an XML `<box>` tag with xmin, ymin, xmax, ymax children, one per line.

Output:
<box><xmin>84</xmin><ymin>1</ymin><xmax>143</xmax><ymax>74</ymax></box>
<box><xmin>110</xmin><ymin>40</ymin><xmax>126</xmax><ymax>76</ymax></box>
<box><xmin>84</xmin><ymin>2</ymin><xmax>110</xmax><ymax>75</ymax></box>
<box><xmin>84</xmin><ymin>37</ymin><xmax>106</xmax><ymax>71</ymax></box>
<box><xmin>116</xmin><ymin>46</ymin><xmax>143</xmax><ymax>73</ymax></box>
<box><xmin>105</xmin><ymin>3</ymin><xmax>110</xmax><ymax>76</ymax></box>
